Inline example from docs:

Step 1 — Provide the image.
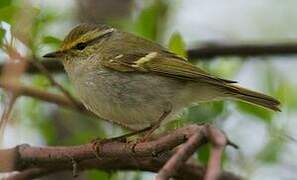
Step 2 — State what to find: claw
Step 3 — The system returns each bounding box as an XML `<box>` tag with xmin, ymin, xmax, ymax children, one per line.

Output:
<box><xmin>91</xmin><ymin>138</ymin><xmax>103</xmax><ymax>159</ymax></box>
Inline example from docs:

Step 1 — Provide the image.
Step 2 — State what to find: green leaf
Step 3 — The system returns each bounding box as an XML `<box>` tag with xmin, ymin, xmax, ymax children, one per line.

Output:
<box><xmin>168</xmin><ymin>32</ymin><xmax>187</xmax><ymax>58</ymax></box>
<box><xmin>42</xmin><ymin>36</ymin><xmax>62</xmax><ymax>46</ymax></box>
<box><xmin>0</xmin><ymin>0</ymin><xmax>12</xmax><ymax>9</ymax></box>
<box><xmin>0</xmin><ymin>27</ymin><xmax>5</xmax><ymax>46</ymax></box>
<box><xmin>133</xmin><ymin>1</ymin><xmax>168</xmax><ymax>40</ymax></box>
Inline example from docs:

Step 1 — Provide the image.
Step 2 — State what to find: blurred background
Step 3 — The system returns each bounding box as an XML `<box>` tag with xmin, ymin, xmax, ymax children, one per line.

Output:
<box><xmin>1</xmin><ymin>0</ymin><xmax>297</xmax><ymax>179</ymax></box>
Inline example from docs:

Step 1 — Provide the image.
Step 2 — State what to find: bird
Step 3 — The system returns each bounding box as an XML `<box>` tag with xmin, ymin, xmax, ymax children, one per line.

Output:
<box><xmin>43</xmin><ymin>23</ymin><xmax>280</xmax><ymax>136</ymax></box>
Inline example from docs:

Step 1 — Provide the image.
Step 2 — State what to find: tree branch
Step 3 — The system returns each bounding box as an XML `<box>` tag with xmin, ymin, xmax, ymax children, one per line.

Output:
<box><xmin>0</xmin><ymin>125</ymin><xmax>241</xmax><ymax>180</ymax></box>
<box><xmin>187</xmin><ymin>43</ymin><xmax>297</xmax><ymax>58</ymax></box>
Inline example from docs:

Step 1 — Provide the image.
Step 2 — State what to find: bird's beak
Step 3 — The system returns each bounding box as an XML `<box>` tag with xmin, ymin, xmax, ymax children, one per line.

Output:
<box><xmin>43</xmin><ymin>50</ymin><xmax>64</xmax><ymax>58</ymax></box>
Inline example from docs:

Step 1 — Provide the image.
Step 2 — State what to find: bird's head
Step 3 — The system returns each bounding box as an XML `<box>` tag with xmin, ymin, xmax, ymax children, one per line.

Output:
<box><xmin>43</xmin><ymin>23</ymin><xmax>114</xmax><ymax>60</ymax></box>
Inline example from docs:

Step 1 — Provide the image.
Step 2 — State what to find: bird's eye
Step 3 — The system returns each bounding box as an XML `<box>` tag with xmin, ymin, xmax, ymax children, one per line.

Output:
<box><xmin>75</xmin><ymin>43</ymin><xmax>87</xmax><ymax>50</ymax></box>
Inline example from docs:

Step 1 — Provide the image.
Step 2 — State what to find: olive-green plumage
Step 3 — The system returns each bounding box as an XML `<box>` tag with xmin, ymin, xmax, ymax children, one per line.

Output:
<box><xmin>44</xmin><ymin>23</ymin><xmax>280</xmax><ymax>131</ymax></box>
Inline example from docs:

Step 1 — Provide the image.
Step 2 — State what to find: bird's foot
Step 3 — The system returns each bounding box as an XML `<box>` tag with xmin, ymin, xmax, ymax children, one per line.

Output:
<box><xmin>91</xmin><ymin>127</ymin><xmax>153</xmax><ymax>158</ymax></box>
<box><xmin>91</xmin><ymin>135</ymin><xmax>129</xmax><ymax>159</ymax></box>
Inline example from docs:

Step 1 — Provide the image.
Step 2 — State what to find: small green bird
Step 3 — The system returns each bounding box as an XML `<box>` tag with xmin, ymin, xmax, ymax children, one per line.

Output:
<box><xmin>44</xmin><ymin>23</ymin><xmax>280</xmax><ymax>133</ymax></box>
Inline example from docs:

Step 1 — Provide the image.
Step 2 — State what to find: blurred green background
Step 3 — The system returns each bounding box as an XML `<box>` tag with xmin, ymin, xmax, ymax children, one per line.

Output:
<box><xmin>1</xmin><ymin>0</ymin><xmax>297</xmax><ymax>179</ymax></box>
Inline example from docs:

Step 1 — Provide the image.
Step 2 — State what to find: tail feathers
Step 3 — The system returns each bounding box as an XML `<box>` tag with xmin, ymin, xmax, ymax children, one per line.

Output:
<box><xmin>225</xmin><ymin>85</ymin><xmax>281</xmax><ymax>111</ymax></box>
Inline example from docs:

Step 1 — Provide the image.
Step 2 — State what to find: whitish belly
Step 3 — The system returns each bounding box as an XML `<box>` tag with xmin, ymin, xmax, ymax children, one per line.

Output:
<box><xmin>72</xmin><ymin>68</ymin><xmax>187</xmax><ymax>130</ymax></box>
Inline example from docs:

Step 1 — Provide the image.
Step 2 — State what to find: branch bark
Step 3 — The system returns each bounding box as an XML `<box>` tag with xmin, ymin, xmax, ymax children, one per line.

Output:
<box><xmin>0</xmin><ymin>125</ymin><xmax>241</xmax><ymax>180</ymax></box>
<box><xmin>187</xmin><ymin>43</ymin><xmax>297</xmax><ymax>58</ymax></box>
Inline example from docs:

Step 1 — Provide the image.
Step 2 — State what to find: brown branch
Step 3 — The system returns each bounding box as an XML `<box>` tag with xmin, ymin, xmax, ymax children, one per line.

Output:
<box><xmin>0</xmin><ymin>125</ymin><xmax>241</xmax><ymax>180</ymax></box>
<box><xmin>187</xmin><ymin>43</ymin><xmax>297</xmax><ymax>59</ymax></box>
<box><xmin>0</xmin><ymin>81</ymin><xmax>87</xmax><ymax>114</ymax></box>
<box><xmin>0</xmin><ymin>43</ymin><xmax>295</xmax><ymax>74</ymax></box>
<box><xmin>156</xmin><ymin>130</ymin><xmax>206</xmax><ymax>180</ymax></box>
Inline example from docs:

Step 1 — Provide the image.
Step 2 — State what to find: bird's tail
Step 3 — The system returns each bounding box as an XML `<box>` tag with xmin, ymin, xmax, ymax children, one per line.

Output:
<box><xmin>224</xmin><ymin>84</ymin><xmax>280</xmax><ymax>111</ymax></box>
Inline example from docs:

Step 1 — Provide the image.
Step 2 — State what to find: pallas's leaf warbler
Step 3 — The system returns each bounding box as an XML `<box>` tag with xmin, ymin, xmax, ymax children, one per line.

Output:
<box><xmin>44</xmin><ymin>24</ymin><xmax>280</xmax><ymax>132</ymax></box>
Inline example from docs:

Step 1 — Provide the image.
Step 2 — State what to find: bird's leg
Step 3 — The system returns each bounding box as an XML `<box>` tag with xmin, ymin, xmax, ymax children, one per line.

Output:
<box><xmin>140</xmin><ymin>103</ymin><xmax>172</xmax><ymax>142</ymax></box>
<box><xmin>111</xmin><ymin>102</ymin><xmax>172</xmax><ymax>143</ymax></box>
<box><xmin>92</xmin><ymin>103</ymin><xmax>172</xmax><ymax>158</ymax></box>
<box><xmin>128</xmin><ymin>104</ymin><xmax>173</xmax><ymax>153</ymax></box>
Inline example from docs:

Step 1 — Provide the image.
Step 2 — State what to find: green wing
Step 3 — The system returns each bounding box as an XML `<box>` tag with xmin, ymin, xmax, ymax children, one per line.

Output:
<box><xmin>100</xmin><ymin>30</ymin><xmax>235</xmax><ymax>85</ymax></box>
<box><xmin>100</xmin><ymin>50</ymin><xmax>235</xmax><ymax>85</ymax></box>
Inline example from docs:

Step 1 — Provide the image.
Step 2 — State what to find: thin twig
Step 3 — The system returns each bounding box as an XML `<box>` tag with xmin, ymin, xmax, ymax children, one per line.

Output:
<box><xmin>0</xmin><ymin>43</ymin><xmax>28</xmax><ymax>138</ymax></box>
<box><xmin>29</xmin><ymin>59</ymin><xmax>81</xmax><ymax>109</ymax></box>
<box><xmin>0</xmin><ymin>93</ymin><xmax>18</xmax><ymax>138</ymax></box>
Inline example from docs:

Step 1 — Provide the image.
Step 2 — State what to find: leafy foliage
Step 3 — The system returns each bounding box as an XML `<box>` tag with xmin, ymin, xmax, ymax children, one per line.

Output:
<box><xmin>42</xmin><ymin>36</ymin><xmax>62</xmax><ymax>47</ymax></box>
<box><xmin>0</xmin><ymin>0</ymin><xmax>12</xmax><ymax>8</ymax></box>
